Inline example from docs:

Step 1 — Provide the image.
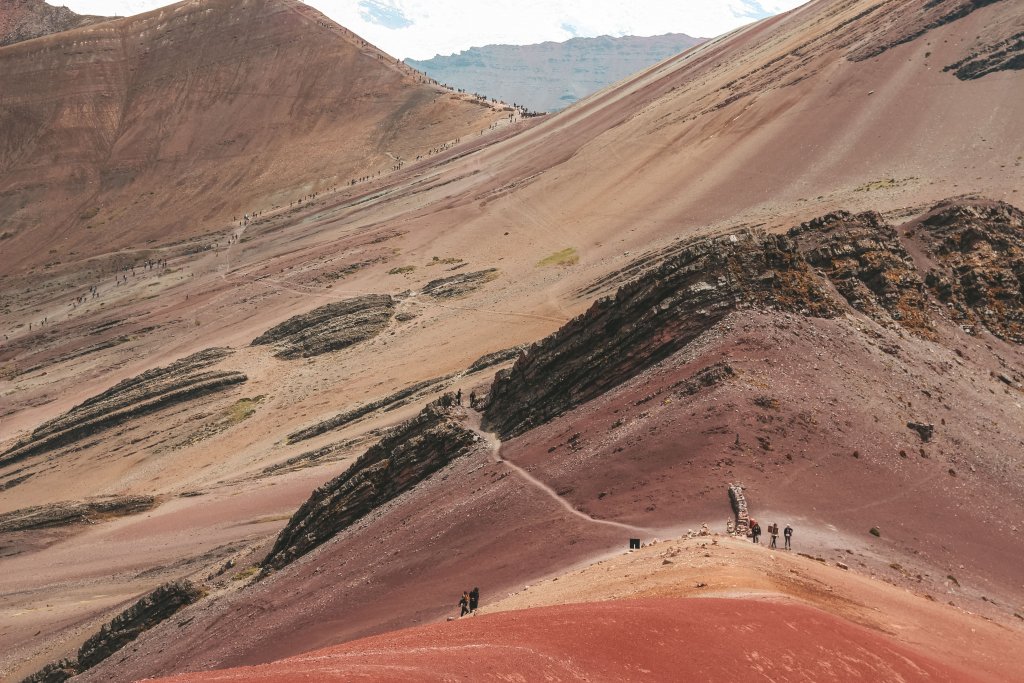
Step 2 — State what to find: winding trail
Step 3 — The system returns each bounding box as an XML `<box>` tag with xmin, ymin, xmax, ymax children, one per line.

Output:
<box><xmin>463</xmin><ymin>410</ymin><xmax>648</xmax><ymax>535</ymax></box>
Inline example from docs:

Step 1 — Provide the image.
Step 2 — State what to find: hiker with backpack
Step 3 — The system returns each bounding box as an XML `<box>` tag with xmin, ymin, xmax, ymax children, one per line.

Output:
<box><xmin>784</xmin><ymin>524</ymin><xmax>793</xmax><ymax>550</ymax></box>
<box><xmin>769</xmin><ymin>523</ymin><xmax>779</xmax><ymax>549</ymax></box>
<box><xmin>750</xmin><ymin>520</ymin><xmax>761</xmax><ymax>544</ymax></box>
<box><xmin>459</xmin><ymin>590</ymin><xmax>470</xmax><ymax>616</ymax></box>
<box><xmin>469</xmin><ymin>587</ymin><xmax>479</xmax><ymax>612</ymax></box>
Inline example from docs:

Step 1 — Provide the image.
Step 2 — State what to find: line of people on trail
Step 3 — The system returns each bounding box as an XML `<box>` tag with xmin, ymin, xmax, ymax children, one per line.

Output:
<box><xmin>749</xmin><ymin>519</ymin><xmax>793</xmax><ymax>550</ymax></box>
<box><xmin>458</xmin><ymin>587</ymin><xmax>480</xmax><ymax>616</ymax></box>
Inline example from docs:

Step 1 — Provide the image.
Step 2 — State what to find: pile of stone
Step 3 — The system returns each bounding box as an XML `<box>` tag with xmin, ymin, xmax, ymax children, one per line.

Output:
<box><xmin>727</xmin><ymin>483</ymin><xmax>750</xmax><ymax>536</ymax></box>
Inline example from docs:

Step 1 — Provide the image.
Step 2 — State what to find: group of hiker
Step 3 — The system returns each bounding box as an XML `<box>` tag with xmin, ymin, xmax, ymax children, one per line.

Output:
<box><xmin>458</xmin><ymin>587</ymin><xmax>480</xmax><ymax>616</ymax></box>
<box><xmin>749</xmin><ymin>520</ymin><xmax>793</xmax><ymax>550</ymax></box>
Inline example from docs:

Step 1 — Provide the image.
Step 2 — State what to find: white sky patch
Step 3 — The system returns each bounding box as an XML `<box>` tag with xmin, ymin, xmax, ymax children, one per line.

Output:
<box><xmin>61</xmin><ymin>0</ymin><xmax>808</xmax><ymax>60</ymax></box>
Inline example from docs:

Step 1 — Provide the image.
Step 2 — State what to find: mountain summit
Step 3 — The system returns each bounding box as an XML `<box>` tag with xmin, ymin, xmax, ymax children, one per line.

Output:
<box><xmin>0</xmin><ymin>0</ymin><xmax>504</xmax><ymax>272</ymax></box>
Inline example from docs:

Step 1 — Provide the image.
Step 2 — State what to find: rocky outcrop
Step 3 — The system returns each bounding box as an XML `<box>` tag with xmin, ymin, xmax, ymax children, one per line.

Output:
<box><xmin>483</xmin><ymin>231</ymin><xmax>842</xmax><ymax>439</ymax></box>
<box><xmin>263</xmin><ymin>397</ymin><xmax>478</xmax><ymax>569</ymax></box>
<box><xmin>848</xmin><ymin>0</ymin><xmax>1004</xmax><ymax>62</ymax></box>
<box><xmin>407</xmin><ymin>33</ymin><xmax>705</xmax><ymax>112</ymax></box>
<box><xmin>0</xmin><ymin>0</ymin><xmax>105</xmax><ymax>48</ymax></box>
<box><xmin>251</xmin><ymin>295</ymin><xmax>394</xmax><ymax>359</ymax></box>
<box><xmin>77</xmin><ymin>581</ymin><xmax>203</xmax><ymax>669</ymax></box>
<box><xmin>467</xmin><ymin>345</ymin><xmax>528</xmax><ymax>374</ymax></box>
<box><xmin>286</xmin><ymin>372</ymin><xmax>458</xmax><ymax>443</ymax></box>
<box><xmin>790</xmin><ymin>210</ymin><xmax>933</xmax><ymax>335</ymax></box>
<box><xmin>914</xmin><ymin>201</ymin><xmax>1024</xmax><ymax>343</ymax></box>
<box><xmin>22</xmin><ymin>580</ymin><xmax>203</xmax><ymax>682</ymax></box>
<box><xmin>484</xmin><ymin>200</ymin><xmax>1024</xmax><ymax>439</ymax></box>
<box><xmin>20</xmin><ymin>659</ymin><xmax>77</xmax><ymax>683</ymax></box>
<box><xmin>0</xmin><ymin>349</ymin><xmax>245</xmax><ymax>466</ymax></box>
<box><xmin>944</xmin><ymin>30</ymin><xmax>1024</xmax><ymax>79</ymax></box>
<box><xmin>422</xmin><ymin>269</ymin><xmax>498</xmax><ymax>299</ymax></box>
<box><xmin>0</xmin><ymin>495</ymin><xmax>155</xmax><ymax>532</ymax></box>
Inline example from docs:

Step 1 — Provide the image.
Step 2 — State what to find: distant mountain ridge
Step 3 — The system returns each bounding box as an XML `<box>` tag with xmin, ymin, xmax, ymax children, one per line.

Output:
<box><xmin>0</xmin><ymin>0</ymin><xmax>106</xmax><ymax>47</ymax></box>
<box><xmin>407</xmin><ymin>33</ymin><xmax>706</xmax><ymax>112</ymax></box>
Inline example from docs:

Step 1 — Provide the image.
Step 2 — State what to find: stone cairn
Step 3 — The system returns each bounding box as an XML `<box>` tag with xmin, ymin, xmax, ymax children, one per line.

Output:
<box><xmin>727</xmin><ymin>483</ymin><xmax>750</xmax><ymax>536</ymax></box>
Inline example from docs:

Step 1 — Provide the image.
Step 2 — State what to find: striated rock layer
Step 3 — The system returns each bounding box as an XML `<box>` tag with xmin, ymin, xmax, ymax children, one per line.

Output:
<box><xmin>263</xmin><ymin>396</ymin><xmax>478</xmax><ymax>569</ymax></box>
<box><xmin>485</xmin><ymin>199</ymin><xmax>1024</xmax><ymax>439</ymax></box>
<box><xmin>23</xmin><ymin>580</ymin><xmax>203</xmax><ymax>682</ymax></box>
<box><xmin>251</xmin><ymin>295</ymin><xmax>394</xmax><ymax>359</ymax></box>
<box><xmin>0</xmin><ymin>348</ymin><xmax>245</xmax><ymax>466</ymax></box>
<box><xmin>483</xmin><ymin>231</ymin><xmax>843</xmax><ymax>439</ymax></box>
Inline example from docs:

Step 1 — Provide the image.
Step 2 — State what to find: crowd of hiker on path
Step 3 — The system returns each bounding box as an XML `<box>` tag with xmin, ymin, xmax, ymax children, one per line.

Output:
<box><xmin>749</xmin><ymin>520</ymin><xmax>793</xmax><ymax>550</ymax></box>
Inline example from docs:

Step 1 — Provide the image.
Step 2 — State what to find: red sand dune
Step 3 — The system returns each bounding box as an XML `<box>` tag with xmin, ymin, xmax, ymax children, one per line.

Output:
<box><xmin>151</xmin><ymin>598</ymin><xmax>975</xmax><ymax>682</ymax></box>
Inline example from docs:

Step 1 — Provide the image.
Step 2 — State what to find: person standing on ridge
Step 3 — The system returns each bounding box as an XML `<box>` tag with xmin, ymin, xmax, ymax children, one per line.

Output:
<box><xmin>459</xmin><ymin>590</ymin><xmax>470</xmax><ymax>616</ymax></box>
<box><xmin>784</xmin><ymin>524</ymin><xmax>793</xmax><ymax>550</ymax></box>
<box><xmin>769</xmin><ymin>523</ymin><xmax>779</xmax><ymax>549</ymax></box>
<box><xmin>469</xmin><ymin>587</ymin><xmax>479</xmax><ymax>612</ymax></box>
<box><xmin>751</xmin><ymin>520</ymin><xmax>761</xmax><ymax>544</ymax></box>
<box><xmin>455</xmin><ymin>389</ymin><xmax>462</xmax><ymax>406</ymax></box>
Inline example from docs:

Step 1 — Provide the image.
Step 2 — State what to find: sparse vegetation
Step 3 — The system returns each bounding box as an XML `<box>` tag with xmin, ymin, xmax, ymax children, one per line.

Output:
<box><xmin>537</xmin><ymin>247</ymin><xmax>579</xmax><ymax>267</ymax></box>
<box><xmin>428</xmin><ymin>256</ymin><xmax>463</xmax><ymax>266</ymax></box>
<box><xmin>232</xmin><ymin>566</ymin><xmax>258</xmax><ymax>581</ymax></box>
<box><xmin>869</xmin><ymin>527</ymin><xmax>881</xmax><ymax>537</ymax></box>
<box><xmin>388</xmin><ymin>265</ymin><xmax>416</xmax><ymax>275</ymax></box>
<box><xmin>227</xmin><ymin>396</ymin><xmax>264</xmax><ymax>425</ymax></box>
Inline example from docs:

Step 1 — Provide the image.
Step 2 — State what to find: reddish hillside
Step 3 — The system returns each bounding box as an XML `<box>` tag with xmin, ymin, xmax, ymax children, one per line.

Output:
<box><xmin>0</xmin><ymin>0</ymin><xmax>504</xmax><ymax>271</ymax></box>
<box><xmin>151</xmin><ymin>598</ymin><xmax>978</xmax><ymax>682</ymax></box>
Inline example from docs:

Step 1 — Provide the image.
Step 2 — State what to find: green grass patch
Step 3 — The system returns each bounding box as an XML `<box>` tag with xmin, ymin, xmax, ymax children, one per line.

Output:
<box><xmin>227</xmin><ymin>396</ymin><xmax>264</xmax><ymax>425</ymax></box>
<box><xmin>537</xmin><ymin>247</ymin><xmax>579</xmax><ymax>268</ymax></box>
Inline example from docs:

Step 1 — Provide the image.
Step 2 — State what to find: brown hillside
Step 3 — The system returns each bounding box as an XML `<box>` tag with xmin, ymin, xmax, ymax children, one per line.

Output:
<box><xmin>0</xmin><ymin>0</ymin><xmax>505</xmax><ymax>272</ymax></box>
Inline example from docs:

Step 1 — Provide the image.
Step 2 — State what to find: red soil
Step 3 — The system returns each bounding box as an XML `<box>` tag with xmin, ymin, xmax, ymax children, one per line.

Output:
<box><xmin>151</xmin><ymin>597</ymin><xmax>975</xmax><ymax>682</ymax></box>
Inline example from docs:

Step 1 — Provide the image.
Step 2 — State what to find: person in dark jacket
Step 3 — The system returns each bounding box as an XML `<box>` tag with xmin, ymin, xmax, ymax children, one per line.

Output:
<box><xmin>459</xmin><ymin>591</ymin><xmax>470</xmax><ymax>616</ymax></box>
<box><xmin>469</xmin><ymin>587</ymin><xmax>479</xmax><ymax>612</ymax></box>
<box><xmin>784</xmin><ymin>524</ymin><xmax>793</xmax><ymax>550</ymax></box>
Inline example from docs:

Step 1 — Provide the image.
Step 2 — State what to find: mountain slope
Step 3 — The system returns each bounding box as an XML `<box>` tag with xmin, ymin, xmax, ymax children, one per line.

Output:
<box><xmin>0</xmin><ymin>0</ymin><xmax>505</xmax><ymax>272</ymax></box>
<box><xmin>406</xmin><ymin>33</ymin><xmax>706</xmax><ymax>112</ymax></box>
<box><xmin>2</xmin><ymin>0</ymin><xmax>1023</xmax><ymax>680</ymax></box>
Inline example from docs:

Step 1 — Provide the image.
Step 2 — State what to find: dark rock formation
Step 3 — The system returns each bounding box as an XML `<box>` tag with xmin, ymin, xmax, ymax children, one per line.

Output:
<box><xmin>790</xmin><ymin>210</ymin><xmax>933</xmax><ymax>335</ymax></box>
<box><xmin>484</xmin><ymin>199</ymin><xmax>1024</xmax><ymax>439</ymax></box>
<box><xmin>945</xmin><ymin>30</ymin><xmax>1024</xmax><ymax>79</ymax></box>
<box><xmin>0</xmin><ymin>0</ymin><xmax>105</xmax><ymax>48</ymax></box>
<box><xmin>914</xmin><ymin>200</ymin><xmax>1024</xmax><ymax>343</ymax></box>
<box><xmin>0</xmin><ymin>495</ymin><xmax>155</xmax><ymax>532</ymax></box>
<box><xmin>407</xmin><ymin>33</ymin><xmax>705</xmax><ymax>113</ymax></box>
<box><xmin>77</xmin><ymin>580</ymin><xmax>203</xmax><ymax>670</ymax></box>
<box><xmin>22</xmin><ymin>580</ymin><xmax>203</xmax><ymax>682</ymax></box>
<box><xmin>263</xmin><ymin>397</ymin><xmax>477</xmax><ymax>569</ymax></box>
<box><xmin>251</xmin><ymin>295</ymin><xmax>394</xmax><ymax>359</ymax></box>
<box><xmin>422</xmin><ymin>269</ymin><xmax>499</xmax><ymax>299</ymax></box>
<box><xmin>848</xmin><ymin>0</ymin><xmax>1004</xmax><ymax>62</ymax></box>
<box><xmin>20</xmin><ymin>658</ymin><xmax>77</xmax><ymax>683</ymax></box>
<box><xmin>483</xmin><ymin>231</ymin><xmax>842</xmax><ymax>439</ymax></box>
<box><xmin>287</xmin><ymin>372</ymin><xmax>458</xmax><ymax>443</ymax></box>
<box><xmin>0</xmin><ymin>349</ymin><xmax>245</xmax><ymax>466</ymax></box>
<box><xmin>907</xmin><ymin>422</ymin><xmax>935</xmax><ymax>441</ymax></box>
<box><xmin>467</xmin><ymin>345</ymin><xmax>528</xmax><ymax>374</ymax></box>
